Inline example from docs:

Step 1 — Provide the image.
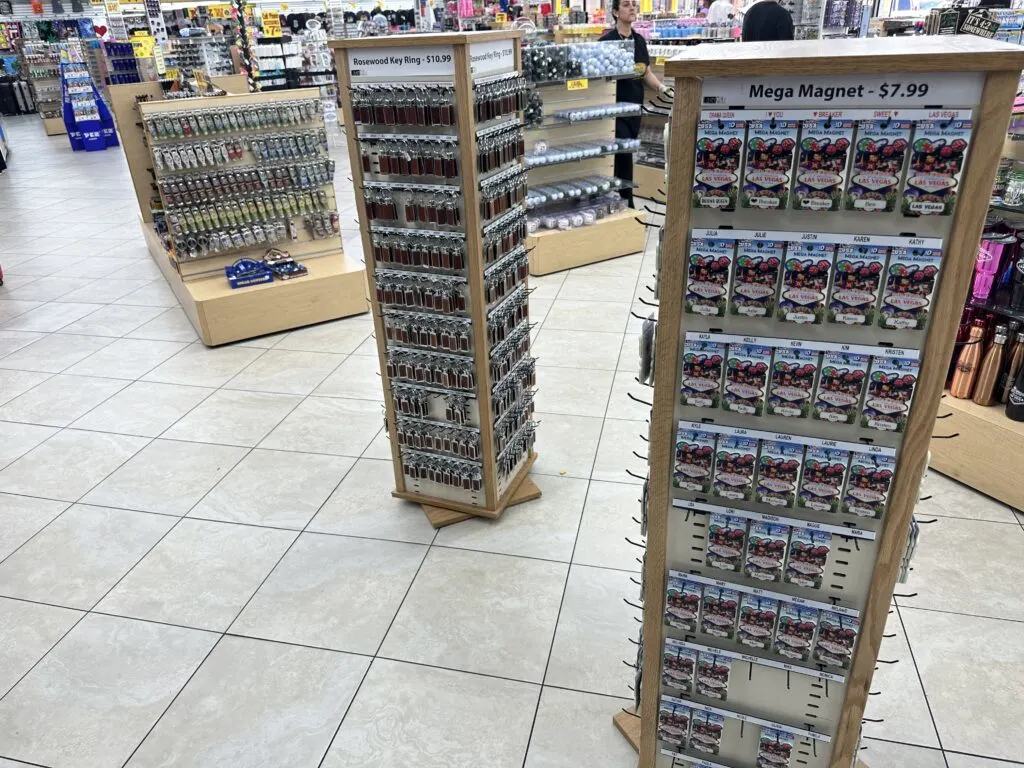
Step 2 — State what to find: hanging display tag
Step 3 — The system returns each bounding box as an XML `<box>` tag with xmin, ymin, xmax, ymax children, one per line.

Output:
<box><xmin>756</xmin><ymin>440</ymin><xmax>803</xmax><ymax>509</ymax></box>
<box><xmin>792</xmin><ymin>117</ymin><xmax>853</xmax><ymax>212</ymax></box>
<box><xmin>706</xmin><ymin>511</ymin><xmax>749</xmax><ymax>570</ymax></box>
<box><xmin>666</xmin><ymin>574</ymin><xmax>704</xmax><ymax>631</ymax></box>
<box><xmin>712</xmin><ymin>437</ymin><xmax>758</xmax><ymax>503</ymax></box>
<box><xmin>744</xmin><ymin>522</ymin><xmax>791</xmax><ymax>583</ymax></box>
<box><xmin>701</xmin><ymin>585</ymin><xmax>740</xmax><ymax>639</ymax></box>
<box><xmin>675</xmin><ymin>427</ymin><xmax>719</xmax><ymax>493</ymax></box>
<box><xmin>741</xmin><ymin>118</ymin><xmax>798</xmax><ymax>209</ymax></box>
<box><xmin>696</xmin><ymin>652</ymin><xmax>733</xmax><ymax>700</ymax></box>
<box><xmin>730</xmin><ymin>239</ymin><xmax>783</xmax><ymax>318</ymax></box>
<box><xmin>828</xmin><ymin>244</ymin><xmax>887</xmax><ymax>326</ymax></box>
<box><xmin>659</xmin><ymin>698</ymin><xmax>693</xmax><ymax>749</ymax></box>
<box><xmin>798</xmin><ymin>446</ymin><xmax>851</xmax><ymax>514</ymax></box>
<box><xmin>862</xmin><ymin>356</ymin><xmax>920</xmax><ymax>432</ymax></box>
<box><xmin>814</xmin><ymin>611</ymin><xmax>860</xmax><ymax>669</ymax></box>
<box><xmin>773</xmin><ymin>603</ymin><xmax>820</xmax><ymax>662</ymax></box>
<box><xmin>845</xmin><ymin>118</ymin><xmax>912</xmax><ymax>212</ymax></box>
<box><xmin>777</xmin><ymin>242</ymin><xmax>835</xmax><ymax>325</ymax></box>
<box><xmin>687</xmin><ymin>238</ymin><xmax>734</xmax><ymax>317</ymax></box>
<box><xmin>903</xmin><ymin>117</ymin><xmax>972</xmax><ymax>216</ymax></box>
<box><xmin>812</xmin><ymin>350</ymin><xmax>869</xmax><ymax>425</ymax></box>
<box><xmin>681</xmin><ymin>339</ymin><xmax>726</xmax><ymax>409</ymax></box>
<box><xmin>842</xmin><ymin>452</ymin><xmax>896</xmax><ymax>518</ymax></box>
<box><xmin>785</xmin><ymin>527</ymin><xmax>832</xmax><ymax>589</ymax></box>
<box><xmin>690</xmin><ymin>711</ymin><xmax>726</xmax><ymax>756</ymax></box>
<box><xmin>663</xmin><ymin>640</ymin><xmax>699</xmax><ymax>695</ymax></box>
<box><xmin>693</xmin><ymin>115</ymin><xmax>746</xmax><ymax>210</ymax></box>
<box><xmin>767</xmin><ymin>347</ymin><xmax>818</xmax><ymax>419</ymax></box>
<box><xmin>757</xmin><ymin>728</ymin><xmax>797</xmax><ymax>768</ymax></box>
<box><xmin>723</xmin><ymin>343</ymin><xmax>772</xmax><ymax>416</ymax></box>
<box><xmin>878</xmin><ymin>246</ymin><xmax>942</xmax><ymax>331</ymax></box>
<box><xmin>737</xmin><ymin>594</ymin><xmax>780</xmax><ymax>650</ymax></box>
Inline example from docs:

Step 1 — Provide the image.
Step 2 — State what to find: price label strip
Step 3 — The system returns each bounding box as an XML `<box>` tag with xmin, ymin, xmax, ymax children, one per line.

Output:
<box><xmin>690</xmin><ymin>228</ymin><xmax>942</xmax><ymax>252</ymax></box>
<box><xmin>699</xmin><ymin>108</ymin><xmax>971</xmax><ymax>122</ymax></box>
<box><xmin>671</xmin><ymin>569</ymin><xmax>859</xmax><ymax>618</ymax></box>
<box><xmin>567</xmin><ymin>78</ymin><xmax>589</xmax><ymax>91</ymax></box>
<box><xmin>662</xmin><ymin>693</ymin><xmax>833</xmax><ymax>742</ymax></box>
<box><xmin>666</xmin><ymin>637</ymin><xmax>846</xmax><ymax>683</ymax></box>
<box><xmin>677</xmin><ymin>419</ymin><xmax>897</xmax><ymax>457</ymax></box>
<box><xmin>672</xmin><ymin>496</ymin><xmax>876</xmax><ymax>540</ymax></box>
<box><xmin>685</xmin><ymin>331</ymin><xmax>920</xmax><ymax>362</ymax></box>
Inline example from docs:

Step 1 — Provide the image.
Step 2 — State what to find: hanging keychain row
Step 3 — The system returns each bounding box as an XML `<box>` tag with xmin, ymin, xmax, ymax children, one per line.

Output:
<box><xmin>497</xmin><ymin>421</ymin><xmax>537</xmax><ymax>480</ymax></box>
<box><xmin>250</xmin><ymin>131</ymin><xmax>328</xmax><ymax>163</ymax></box>
<box><xmin>492</xmin><ymin>356</ymin><xmax>536</xmax><ymax>421</ymax></box>
<box><xmin>480</xmin><ymin>168</ymin><xmax>527</xmax><ymax>221</ymax></box>
<box><xmin>494</xmin><ymin>393</ymin><xmax>535</xmax><ymax>456</ymax></box>
<box><xmin>392</xmin><ymin>386</ymin><xmax>473</xmax><ymax>426</ymax></box>
<box><xmin>303</xmin><ymin>212</ymin><xmax>340</xmax><ymax>240</ymax></box>
<box><xmin>473</xmin><ymin>74</ymin><xmax>527</xmax><ymax>123</ymax></box>
<box><xmin>484</xmin><ymin>246</ymin><xmax>529</xmax><ymax>305</ymax></box>
<box><xmin>382</xmin><ymin>312</ymin><xmax>473</xmax><ymax>354</ymax></box>
<box><xmin>152</xmin><ymin>138</ymin><xmax>244</xmax><ymax>171</ymax></box>
<box><xmin>487</xmin><ymin>284</ymin><xmax>530</xmax><ymax>348</ymax></box>
<box><xmin>483</xmin><ymin>210</ymin><xmax>528</xmax><ymax>266</ymax></box>
<box><xmin>157</xmin><ymin>159</ymin><xmax>334</xmax><ymax>207</ymax></box>
<box><xmin>401</xmin><ymin>450</ymin><xmax>483</xmax><ymax>492</ymax></box>
<box><xmin>364</xmin><ymin>187</ymin><xmax>462</xmax><ymax>228</ymax></box>
<box><xmin>395</xmin><ymin>418</ymin><xmax>482</xmax><ymax>461</ymax></box>
<box><xmin>477</xmin><ymin>124</ymin><xmax>524</xmax><ymax>174</ymax></box>
<box><xmin>489</xmin><ymin>322</ymin><xmax>531</xmax><ymax>383</ymax></box>
<box><xmin>171</xmin><ymin>221</ymin><xmax>289</xmax><ymax>262</ymax></box>
<box><xmin>385</xmin><ymin>348</ymin><xmax>477</xmax><ymax>391</ymax></box>
<box><xmin>359</xmin><ymin>136</ymin><xmax>460</xmax><ymax>179</ymax></box>
<box><xmin>350</xmin><ymin>83</ymin><xmax>457</xmax><ymax>128</ymax></box>
<box><xmin>371</xmin><ymin>230</ymin><xmax>467</xmax><ymax>272</ymax></box>
<box><xmin>374</xmin><ymin>270</ymin><xmax>469</xmax><ymax>314</ymax></box>
<box><xmin>164</xmin><ymin>191</ymin><xmax>331</xmax><ymax>237</ymax></box>
<box><xmin>145</xmin><ymin>98</ymin><xmax>321</xmax><ymax>141</ymax></box>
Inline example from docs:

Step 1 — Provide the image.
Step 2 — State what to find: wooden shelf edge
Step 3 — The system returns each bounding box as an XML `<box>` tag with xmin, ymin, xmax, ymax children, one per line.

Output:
<box><xmin>939</xmin><ymin>390</ymin><xmax>1024</xmax><ymax>434</ymax></box>
<box><xmin>527</xmin><ymin>210</ymin><xmax>645</xmax><ymax>275</ymax></box>
<box><xmin>613</xmin><ymin>708</ymin><xmax>641</xmax><ymax>753</ymax></box>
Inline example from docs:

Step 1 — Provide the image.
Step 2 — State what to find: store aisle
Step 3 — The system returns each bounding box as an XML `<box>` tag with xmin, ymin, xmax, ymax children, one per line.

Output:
<box><xmin>0</xmin><ymin>115</ymin><xmax>1021</xmax><ymax>768</ymax></box>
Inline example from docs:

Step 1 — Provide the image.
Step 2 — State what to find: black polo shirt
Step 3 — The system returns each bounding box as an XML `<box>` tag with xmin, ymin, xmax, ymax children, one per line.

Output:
<box><xmin>599</xmin><ymin>27</ymin><xmax>650</xmax><ymax>105</ymax></box>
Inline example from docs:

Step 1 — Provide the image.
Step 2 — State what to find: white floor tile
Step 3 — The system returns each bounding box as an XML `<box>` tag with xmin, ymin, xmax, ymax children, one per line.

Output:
<box><xmin>0</xmin><ymin>597</ymin><xmax>82</xmax><ymax>697</ymax></box>
<box><xmin>71</xmin><ymin>381</ymin><xmax>214</xmax><ymax>437</ymax></box>
<box><xmin>525</xmin><ymin>688</ymin><xmax>637</xmax><ymax>768</ymax></box>
<box><xmin>0</xmin><ymin>374</ymin><xmax>128</xmax><ymax>427</ymax></box>
<box><xmin>162</xmin><ymin>389</ymin><xmax>302</xmax><ymax>447</ymax></box>
<box><xmin>0</xmin><ymin>333</ymin><xmax>114</xmax><ymax>373</ymax></box>
<box><xmin>0</xmin><ymin>494</ymin><xmax>69</xmax><ymax>560</ymax></box>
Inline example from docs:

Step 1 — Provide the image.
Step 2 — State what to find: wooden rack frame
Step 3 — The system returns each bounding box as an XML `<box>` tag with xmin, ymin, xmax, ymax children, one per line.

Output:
<box><xmin>330</xmin><ymin>31</ymin><xmax>541</xmax><ymax>528</ymax></box>
<box><xmin>633</xmin><ymin>36</ymin><xmax>1024</xmax><ymax>768</ymax></box>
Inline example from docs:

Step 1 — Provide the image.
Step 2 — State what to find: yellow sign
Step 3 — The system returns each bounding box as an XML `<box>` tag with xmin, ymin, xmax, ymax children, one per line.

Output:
<box><xmin>567</xmin><ymin>78</ymin><xmax>588</xmax><ymax>91</ymax></box>
<box><xmin>193</xmin><ymin>68</ymin><xmax>210</xmax><ymax>92</ymax></box>
<box><xmin>640</xmin><ymin>0</ymin><xmax>652</xmax><ymax>11</ymax></box>
<box><xmin>655</xmin><ymin>56</ymin><xmax>666</xmax><ymax>66</ymax></box>
<box><xmin>89</xmin><ymin>0</ymin><xmax>103</xmax><ymax>6</ymax></box>
<box><xmin>131</xmin><ymin>33</ymin><xmax>154</xmax><ymax>58</ymax></box>
<box><xmin>105</xmin><ymin>0</ymin><xmax>120</xmax><ymax>12</ymax></box>
<box><xmin>154</xmin><ymin>43</ymin><xmax>166</xmax><ymax>75</ymax></box>
<box><xmin>164</xmin><ymin>66</ymin><xmax>180</xmax><ymax>80</ymax></box>
<box><xmin>261</xmin><ymin>10</ymin><xmax>282</xmax><ymax>36</ymax></box>
<box><xmin>554</xmin><ymin>0</ymin><xmax>562</xmax><ymax>14</ymax></box>
<box><xmin>208</xmin><ymin>4</ymin><xmax>231</xmax><ymax>18</ymax></box>
<box><xmin>495</xmin><ymin>11</ymin><xmax>507</xmax><ymax>23</ymax></box>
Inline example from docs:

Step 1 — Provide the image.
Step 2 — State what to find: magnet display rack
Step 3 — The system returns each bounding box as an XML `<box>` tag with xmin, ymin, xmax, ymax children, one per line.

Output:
<box><xmin>626</xmin><ymin>36</ymin><xmax>1024</xmax><ymax>768</ymax></box>
<box><xmin>18</xmin><ymin>39</ymin><xmax>66</xmax><ymax>135</ymax></box>
<box><xmin>330</xmin><ymin>31</ymin><xmax>542</xmax><ymax>528</ymax></box>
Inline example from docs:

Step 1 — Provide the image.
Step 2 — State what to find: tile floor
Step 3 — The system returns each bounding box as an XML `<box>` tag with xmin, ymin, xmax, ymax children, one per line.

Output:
<box><xmin>0</xmin><ymin>115</ymin><xmax>1022</xmax><ymax>768</ymax></box>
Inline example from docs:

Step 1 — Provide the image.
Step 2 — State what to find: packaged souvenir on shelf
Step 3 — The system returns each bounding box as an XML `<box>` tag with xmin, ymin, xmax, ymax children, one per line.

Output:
<box><xmin>828</xmin><ymin>245</ymin><xmax>887</xmax><ymax>326</ymax></box>
<box><xmin>814</xmin><ymin>611</ymin><xmax>860</xmax><ymax>669</ymax></box>
<box><xmin>690</xmin><ymin>711</ymin><xmax>726</xmax><ymax>756</ymax></box>
<box><xmin>686</xmin><ymin>238</ymin><xmax>734</xmax><ymax>317</ymax></box>
<box><xmin>737</xmin><ymin>594</ymin><xmax>780</xmax><ymax>651</ymax></box>
<box><xmin>701</xmin><ymin>585</ymin><xmax>740</xmax><ymax>639</ymax></box>
<box><xmin>658</xmin><ymin>697</ymin><xmax>692</xmax><ymax>748</ymax></box>
<box><xmin>706</xmin><ymin>511</ymin><xmax>749</xmax><ymax>570</ymax></box>
<box><xmin>878</xmin><ymin>247</ymin><xmax>942</xmax><ymax>331</ymax></box>
<box><xmin>757</xmin><ymin>728</ymin><xmax>797</xmax><ymax>768</ymax></box>
<box><xmin>742</xmin><ymin>118</ymin><xmax>799</xmax><ymax>210</ymax></box>
<box><xmin>792</xmin><ymin>117</ymin><xmax>854</xmax><ymax>212</ymax></box>
<box><xmin>663</xmin><ymin>641</ymin><xmax>698</xmax><ymax>695</ymax></box>
<box><xmin>777</xmin><ymin>242</ymin><xmax>835</xmax><ymax>325</ymax></box>
<box><xmin>696</xmin><ymin>652</ymin><xmax>733</xmax><ymax>700</ymax></box>
<box><xmin>730</xmin><ymin>239</ymin><xmax>784</xmax><ymax>318</ymax></box>
<box><xmin>744</xmin><ymin>521</ymin><xmax>791</xmax><ymax>582</ymax></box>
<box><xmin>756</xmin><ymin>440</ymin><xmax>803</xmax><ymax>509</ymax></box>
<box><xmin>666</xmin><ymin>573</ymin><xmax>703</xmax><ymax>631</ymax></box>
<box><xmin>768</xmin><ymin>347</ymin><xmax>819</xmax><ymax>419</ymax></box>
<box><xmin>785</xmin><ymin>527</ymin><xmax>832</xmax><ymax>589</ymax></box>
<box><xmin>812</xmin><ymin>351</ymin><xmax>869</xmax><ymax>425</ymax></box>
<box><xmin>681</xmin><ymin>339</ymin><xmax>726</xmax><ymax>409</ymax></box>
<box><xmin>693</xmin><ymin>117</ymin><xmax>745</xmax><ymax>210</ymax></box>
<box><xmin>862</xmin><ymin>356</ymin><xmax>920</xmax><ymax>432</ymax></box>
<box><xmin>798</xmin><ymin>446</ymin><xmax>850</xmax><ymax>514</ymax></box>
<box><xmin>845</xmin><ymin>118</ymin><xmax>912</xmax><ymax>213</ymax></box>
<box><xmin>723</xmin><ymin>343</ymin><xmax>772</xmax><ymax>416</ymax></box>
<box><xmin>902</xmin><ymin>117</ymin><xmax>972</xmax><ymax>216</ymax></box>
<box><xmin>675</xmin><ymin>427</ymin><xmax>718</xmax><ymax>493</ymax></box>
<box><xmin>712</xmin><ymin>435</ymin><xmax>759</xmax><ymax>502</ymax></box>
<box><xmin>842</xmin><ymin>452</ymin><xmax>896</xmax><ymax>518</ymax></box>
<box><xmin>773</xmin><ymin>603</ymin><xmax>820</xmax><ymax>662</ymax></box>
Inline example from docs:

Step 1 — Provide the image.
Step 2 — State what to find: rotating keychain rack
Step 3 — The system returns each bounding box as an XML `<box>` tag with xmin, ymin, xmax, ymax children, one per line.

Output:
<box><xmin>330</xmin><ymin>31</ymin><xmax>542</xmax><ymax>528</ymax></box>
<box><xmin>624</xmin><ymin>37</ymin><xmax>1024</xmax><ymax>768</ymax></box>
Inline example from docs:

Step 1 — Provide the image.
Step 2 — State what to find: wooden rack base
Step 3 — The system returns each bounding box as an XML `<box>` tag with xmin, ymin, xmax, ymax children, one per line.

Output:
<box><xmin>527</xmin><ymin>209</ymin><xmax>645</xmax><ymax>275</ymax></box>
<box><xmin>632</xmin><ymin>163</ymin><xmax>664</xmax><ymax>202</ymax></box>
<box><xmin>42</xmin><ymin>116</ymin><xmax>66</xmax><ymax>136</ymax></box>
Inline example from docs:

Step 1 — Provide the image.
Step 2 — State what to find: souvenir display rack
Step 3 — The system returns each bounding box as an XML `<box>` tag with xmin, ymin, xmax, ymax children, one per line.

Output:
<box><xmin>109</xmin><ymin>82</ymin><xmax>367</xmax><ymax>346</ymax></box>
<box><xmin>330</xmin><ymin>30</ymin><xmax>542</xmax><ymax>527</ymax></box>
<box><xmin>18</xmin><ymin>39</ymin><xmax>65</xmax><ymax>135</ymax></box>
<box><xmin>627</xmin><ymin>36</ymin><xmax>1024</xmax><ymax>768</ymax></box>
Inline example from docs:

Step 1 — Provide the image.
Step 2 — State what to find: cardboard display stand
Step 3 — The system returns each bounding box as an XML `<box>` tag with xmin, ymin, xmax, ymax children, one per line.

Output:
<box><xmin>630</xmin><ymin>36</ymin><xmax>1024</xmax><ymax>768</ymax></box>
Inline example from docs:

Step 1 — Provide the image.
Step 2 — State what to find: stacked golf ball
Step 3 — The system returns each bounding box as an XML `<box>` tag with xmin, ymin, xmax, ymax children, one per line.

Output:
<box><xmin>552</xmin><ymin>102</ymin><xmax>641</xmax><ymax>123</ymax></box>
<box><xmin>569</xmin><ymin>41</ymin><xmax>636</xmax><ymax>79</ymax></box>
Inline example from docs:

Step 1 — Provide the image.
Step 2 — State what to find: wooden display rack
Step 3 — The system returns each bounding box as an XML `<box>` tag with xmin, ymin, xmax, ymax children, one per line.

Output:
<box><xmin>109</xmin><ymin>84</ymin><xmax>368</xmax><ymax>346</ymax></box>
<box><xmin>330</xmin><ymin>31</ymin><xmax>541</xmax><ymax>528</ymax></box>
<box><xmin>631</xmin><ymin>36</ymin><xmax>1024</xmax><ymax>768</ymax></box>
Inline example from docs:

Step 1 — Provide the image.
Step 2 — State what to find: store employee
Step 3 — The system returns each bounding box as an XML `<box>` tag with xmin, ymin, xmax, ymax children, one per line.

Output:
<box><xmin>600</xmin><ymin>0</ymin><xmax>670</xmax><ymax>206</ymax></box>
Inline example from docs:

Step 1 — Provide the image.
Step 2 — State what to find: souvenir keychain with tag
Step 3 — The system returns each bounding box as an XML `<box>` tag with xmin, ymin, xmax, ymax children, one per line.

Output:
<box><xmin>674</xmin><ymin>427</ymin><xmax>718</xmax><ymax>493</ymax></box>
<box><xmin>730</xmin><ymin>239</ymin><xmax>783</xmax><ymax>318</ymax></box>
<box><xmin>842</xmin><ymin>452</ymin><xmax>896</xmax><ymax>518</ymax></box>
<box><xmin>799</xmin><ymin>446</ymin><xmax>850</xmax><ymax>513</ymax></box>
<box><xmin>662</xmin><ymin>640</ymin><xmax>698</xmax><ymax>695</ymax></box>
<box><xmin>878</xmin><ymin>246</ymin><xmax>942</xmax><ymax>331</ymax></box>
<box><xmin>712</xmin><ymin>436</ymin><xmax>758</xmax><ymax>502</ymax></box>
<box><xmin>758</xmin><ymin>728</ymin><xmax>797</xmax><ymax>768</ymax></box>
<box><xmin>813</xmin><ymin>351</ymin><xmax>869</xmax><ymax>424</ymax></box>
<box><xmin>723</xmin><ymin>343</ymin><xmax>772</xmax><ymax>416</ymax></box>
<box><xmin>744</xmin><ymin>522</ymin><xmax>790</xmax><ymax>582</ymax></box>
<box><xmin>756</xmin><ymin>440</ymin><xmax>803</xmax><ymax>509</ymax></box>
<box><xmin>862</xmin><ymin>356</ymin><xmax>920</xmax><ymax>432</ymax></box>
<box><xmin>693</xmin><ymin>116</ymin><xmax>745</xmax><ymax>210</ymax></box>
<box><xmin>738</xmin><ymin>594</ymin><xmax>779</xmax><ymax>650</ymax></box>
<box><xmin>695</xmin><ymin>652</ymin><xmax>732</xmax><ymax>700</ymax></box>
<box><xmin>777</xmin><ymin>242</ymin><xmax>835</xmax><ymax>325</ymax></box>
<box><xmin>686</xmin><ymin>238</ymin><xmax>734</xmax><ymax>317</ymax></box>
<box><xmin>828</xmin><ymin>244</ymin><xmax>887</xmax><ymax>326</ymax></box>
<box><xmin>767</xmin><ymin>347</ymin><xmax>819</xmax><ymax>419</ymax></box>
<box><xmin>903</xmin><ymin>116</ymin><xmax>972</xmax><ymax>216</ymax></box>
<box><xmin>792</xmin><ymin>116</ymin><xmax>853</xmax><ymax>212</ymax></box>
<box><xmin>701</xmin><ymin>586</ymin><xmax>740</xmax><ymax>640</ymax></box>
<box><xmin>666</xmin><ymin>573</ymin><xmax>703</xmax><ymax>631</ymax></box>
<box><xmin>658</xmin><ymin>698</ymin><xmax>692</xmax><ymax>749</ymax></box>
<box><xmin>706</xmin><ymin>511</ymin><xmax>749</xmax><ymax>570</ymax></box>
<box><xmin>814</xmin><ymin>611</ymin><xmax>859</xmax><ymax>669</ymax></box>
<box><xmin>773</xmin><ymin>602</ymin><xmax>819</xmax><ymax>662</ymax></box>
<box><xmin>742</xmin><ymin>117</ymin><xmax>798</xmax><ymax>209</ymax></box>
<box><xmin>846</xmin><ymin>117</ymin><xmax>912</xmax><ymax>212</ymax></box>
<box><xmin>690</xmin><ymin>711</ymin><xmax>726</xmax><ymax>756</ymax></box>
<box><xmin>680</xmin><ymin>338</ymin><xmax>725</xmax><ymax>409</ymax></box>
<box><xmin>785</xmin><ymin>527</ymin><xmax>832</xmax><ymax>589</ymax></box>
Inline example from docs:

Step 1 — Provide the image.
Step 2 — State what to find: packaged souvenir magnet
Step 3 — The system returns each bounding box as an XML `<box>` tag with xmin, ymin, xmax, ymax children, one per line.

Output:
<box><xmin>842</xmin><ymin>452</ymin><xmax>896</xmax><ymax>518</ymax></box>
<box><xmin>706</xmin><ymin>511</ymin><xmax>749</xmax><ymax>570</ymax></box>
<box><xmin>777</xmin><ymin>242</ymin><xmax>835</xmax><ymax>325</ymax></box>
<box><xmin>693</xmin><ymin>117</ymin><xmax>746</xmax><ymax>210</ymax></box>
<box><xmin>680</xmin><ymin>339</ymin><xmax>726</xmax><ymax>409</ymax></box>
<box><xmin>792</xmin><ymin>117</ymin><xmax>854</xmax><ymax>212</ymax></box>
<box><xmin>768</xmin><ymin>347</ymin><xmax>819</xmax><ymax>419</ymax></box>
<box><xmin>701</xmin><ymin>585</ymin><xmax>740</xmax><ymax>639</ymax></box>
<box><xmin>862</xmin><ymin>356</ymin><xmax>920</xmax><ymax>432</ymax></box>
<box><xmin>757</xmin><ymin>728</ymin><xmax>797</xmax><ymax>768</ymax></box>
<box><xmin>658</xmin><ymin>698</ymin><xmax>692</xmax><ymax>748</ymax></box>
<box><xmin>686</xmin><ymin>238</ymin><xmax>734</xmax><ymax>317</ymax></box>
<box><xmin>666</xmin><ymin>573</ymin><xmax>703</xmax><ymax>631</ymax></box>
<box><xmin>828</xmin><ymin>245</ymin><xmax>887</xmax><ymax>326</ymax></box>
<box><xmin>798</xmin><ymin>446</ymin><xmax>850</xmax><ymax>514</ymax></box>
<box><xmin>879</xmin><ymin>247</ymin><xmax>942</xmax><ymax>331</ymax></box>
<box><xmin>675</xmin><ymin>427</ymin><xmax>718</xmax><ymax>493</ymax></box>
<box><xmin>812</xmin><ymin>351</ymin><xmax>869</xmax><ymax>425</ymax></box>
<box><xmin>712</xmin><ymin>436</ymin><xmax>759</xmax><ymax>503</ymax></box>
<box><xmin>737</xmin><ymin>594</ymin><xmax>779</xmax><ymax>650</ymax></box>
<box><xmin>723</xmin><ymin>343</ymin><xmax>772</xmax><ymax>416</ymax></box>
<box><xmin>814</xmin><ymin>611</ymin><xmax>860</xmax><ymax>669</ymax></box>
<box><xmin>785</xmin><ymin>527</ymin><xmax>832</xmax><ymax>589</ymax></box>
<box><xmin>744</xmin><ymin>522</ymin><xmax>791</xmax><ymax>582</ymax></box>
<box><xmin>756</xmin><ymin>440</ymin><xmax>803</xmax><ymax>508</ymax></box>
<box><xmin>695</xmin><ymin>652</ymin><xmax>732</xmax><ymax>700</ymax></box>
<box><xmin>742</xmin><ymin>118</ymin><xmax>799</xmax><ymax>210</ymax></box>
<box><xmin>663</xmin><ymin>641</ymin><xmax>698</xmax><ymax>695</ymax></box>
<box><xmin>730</xmin><ymin>239</ymin><xmax>784</xmax><ymax>318</ymax></box>
<box><xmin>845</xmin><ymin>118</ymin><xmax>912</xmax><ymax>212</ymax></box>
<box><xmin>773</xmin><ymin>603</ymin><xmax>820</xmax><ymax>662</ymax></box>
<box><xmin>902</xmin><ymin>117</ymin><xmax>972</xmax><ymax>216</ymax></box>
<box><xmin>689</xmin><ymin>711</ymin><xmax>726</xmax><ymax>756</ymax></box>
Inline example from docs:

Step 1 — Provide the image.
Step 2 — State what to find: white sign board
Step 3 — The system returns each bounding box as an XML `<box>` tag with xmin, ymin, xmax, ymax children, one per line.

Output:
<box><xmin>470</xmin><ymin>39</ymin><xmax>516</xmax><ymax>76</ymax></box>
<box><xmin>348</xmin><ymin>46</ymin><xmax>455</xmax><ymax>78</ymax></box>
<box><xmin>701</xmin><ymin>72</ymin><xmax>984</xmax><ymax>109</ymax></box>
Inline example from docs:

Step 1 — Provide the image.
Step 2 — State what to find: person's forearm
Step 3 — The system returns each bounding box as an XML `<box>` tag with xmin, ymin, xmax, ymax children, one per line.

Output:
<box><xmin>644</xmin><ymin>67</ymin><xmax>664</xmax><ymax>93</ymax></box>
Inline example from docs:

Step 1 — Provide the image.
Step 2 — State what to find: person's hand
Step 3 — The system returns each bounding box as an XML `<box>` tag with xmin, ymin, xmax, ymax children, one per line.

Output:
<box><xmin>659</xmin><ymin>83</ymin><xmax>674</xmax><ymax>98</ymax></box>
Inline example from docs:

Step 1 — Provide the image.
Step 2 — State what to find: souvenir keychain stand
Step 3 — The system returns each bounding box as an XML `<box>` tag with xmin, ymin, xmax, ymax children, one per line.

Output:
<box><xmin>330</xmin><ymin>31</ymin><xmax>542</xmax><ymax>528</ymax></box>
<box><xmin>110</xmin><ymin>83</ymin><xmax>367</xmax><ymax>346</ymax></box>
<box><xmin>623</xmin><ymin>37</ymin><xmax>1024</xmax><ymax>768</ymax></box>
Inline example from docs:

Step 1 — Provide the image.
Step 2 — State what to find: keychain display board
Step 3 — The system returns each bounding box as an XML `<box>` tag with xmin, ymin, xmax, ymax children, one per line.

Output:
<box><xmin>330</xmin><ymin>31</ymin><xmax>542</xmax><ymax>528</ymax></box>
<box><xmin>19</xmin><ymin>39</ymin><xmax>66</xmax><ymax>135</ymax></box>
<box><xmin>635</xmin><ymin>36</ymin><xmax>1024</xmax><ymax>768</ymax></box>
